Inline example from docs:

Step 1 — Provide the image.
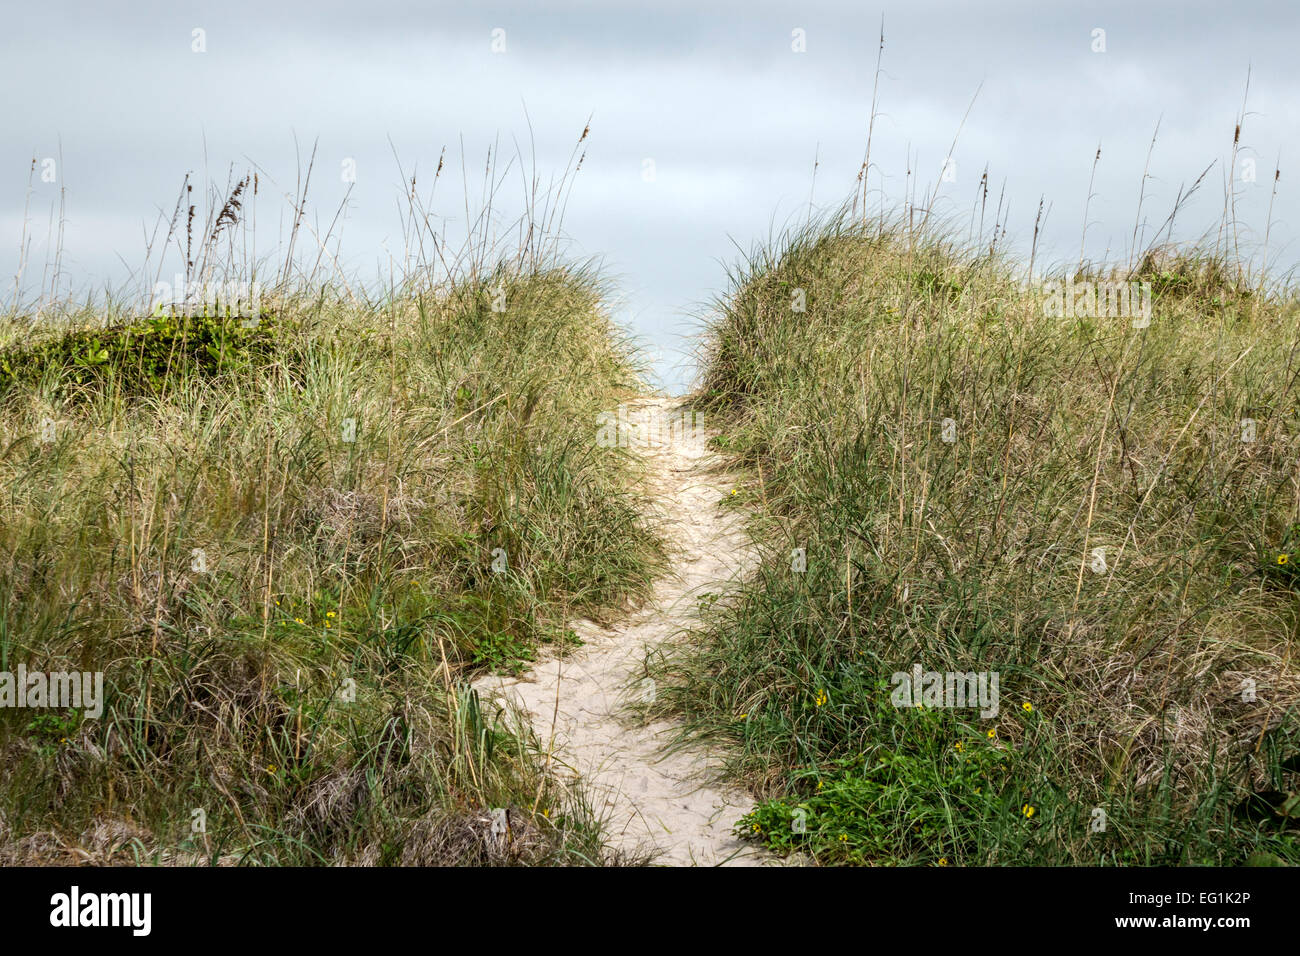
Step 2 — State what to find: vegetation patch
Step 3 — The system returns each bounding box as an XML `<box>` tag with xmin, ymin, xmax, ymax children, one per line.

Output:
<box><xmin>0</xmin><ymin>265</ymin><xmax>663</xmax><ymax>866</ymax></box>
<box><xmin>659</xmin><ymin>215</ymin><xmax>1300</xmax><ymax>866</ymax></box>
<box><xmin>0</xmin><ymin>309</ymin><xmax>282</xmax><ymax>401</ymax></box>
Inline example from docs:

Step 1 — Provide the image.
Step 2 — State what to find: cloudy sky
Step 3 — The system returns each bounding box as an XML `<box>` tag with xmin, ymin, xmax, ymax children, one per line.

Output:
<box><xmin>3</xmin><ymin>0</ymin><xmax>1297</xmax><ymax>390</ymax></box>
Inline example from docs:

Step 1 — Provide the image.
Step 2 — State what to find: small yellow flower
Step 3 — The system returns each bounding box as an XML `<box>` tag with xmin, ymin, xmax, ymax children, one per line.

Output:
<box><xmin>987</xmin><ymin>728</ymin><xmax>997</xmax><ymax>739</ymax></box>
<box><xmin>730</xmin><ymin>489</ymin><xmax>739</xmax><ymax>497</ymax></box>
<box><xmin>839</xmin><ymin>834</ymin><xmax>848</xmax><ymax>843</ymax></box>
<box><xmin>938</xmin><ymin>857</ymin><xmax>949</xmax><ymax>866</ymax></box>
<box><xmin>1022</xmin><ymin>702</ymin><xmax>1033</xmax><ymax>713</ymax></box>
<box><xmin>1278</xmin><ymin>553</ymin><xmax>1289</xmax><ymax>566</ymax></box>
<box><xmin>295</xmin><ymin>618</ymin><xmax>304</xmax><ymax>625</ymax></box>
<box><xmin>326</xmin><ymin>611</ymin><xmax>336</xmax><ymax>618</ymax></box>
<box><xmin>738</xmin><ymin>713</ymin><xmax>747</xmax><ymax>719</ymax></box>
<box><xmin>817</xmin><ymin>780</ymin><xmax>824</xmax><ymax>790</ymax></box>
<box><xmin>953</xmin><ymin>741</ymin><xmax>964</xmax><ymax>752</ymax></box>
<box><xmin>814</xmin><ymin>689</ymin><xmax>828</xmax><ymax>707</ymax></box>
<box><xmin>267</xmin><ymin>765</ymin><xmax>277</xmax><ymax>774</ymax></box>
<box><xmin>1022</xmin><ymin>804</ymin><xmax>1036</xmax><ymax>818</ymax></box>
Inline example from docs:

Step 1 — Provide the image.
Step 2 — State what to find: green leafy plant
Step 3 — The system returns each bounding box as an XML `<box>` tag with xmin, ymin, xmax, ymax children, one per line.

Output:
<box><xmin>0</xmin><ymin>309</ymin><xmax>281</xmax><ymax>401</ymax></box>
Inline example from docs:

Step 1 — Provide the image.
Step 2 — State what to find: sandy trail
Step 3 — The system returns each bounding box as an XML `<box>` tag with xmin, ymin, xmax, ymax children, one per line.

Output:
<box><xmin>473</xmin><ymin>395</ymin><xmax>771</xmax><ymax>865</ymax></box>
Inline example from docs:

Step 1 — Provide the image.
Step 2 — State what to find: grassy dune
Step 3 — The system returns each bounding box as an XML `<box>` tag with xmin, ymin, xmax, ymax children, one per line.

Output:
<box><xmin>0</xmin><ymin>265</ymin><xmax>663</xmax><ymax>864</ymax></box>
<box><xmin>659</xmin><ymin>216</ymin><xmax>1300</xmax><ymax>865</ymax></box>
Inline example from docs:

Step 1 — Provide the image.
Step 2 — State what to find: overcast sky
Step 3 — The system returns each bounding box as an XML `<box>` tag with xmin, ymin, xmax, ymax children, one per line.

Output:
<box><xmin>4</xmin><ymin>1</ymin><xmax>1297</xmax><ymax>390</ymax></box>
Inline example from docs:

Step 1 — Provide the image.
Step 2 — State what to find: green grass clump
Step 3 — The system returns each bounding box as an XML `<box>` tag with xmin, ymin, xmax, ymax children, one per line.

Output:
<box><xmin>0</xmin><ymin>263</ymin><xmax>663</xmax><ymax>865</ymax></box>
<box><xmin>0</xmin><ymin>309</ymin><xmax>282</xmax><ymax>401</ymax></box>
<box><xmin>659</xmin><ymin>214</ymin><xmax>1300</xmax><ymax>866</ymax></box>
<box><xmin>735</xmin><ymin>700</ymin><xmax>1019</xmax><ymax>864</ymax></box>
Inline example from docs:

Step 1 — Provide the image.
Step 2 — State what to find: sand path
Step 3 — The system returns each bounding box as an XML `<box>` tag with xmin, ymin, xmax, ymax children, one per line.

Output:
<box><xmin>473</xmin><ymin>395</ymin><xmax>772</xmax><ymax>865</ymax></box>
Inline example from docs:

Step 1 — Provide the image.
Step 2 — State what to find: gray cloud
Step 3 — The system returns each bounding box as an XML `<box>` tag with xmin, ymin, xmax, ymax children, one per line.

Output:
<box><xmin>4</xmin><ymin>1</ymin><xmax>1297</xmax><ymax>390</ymax></box>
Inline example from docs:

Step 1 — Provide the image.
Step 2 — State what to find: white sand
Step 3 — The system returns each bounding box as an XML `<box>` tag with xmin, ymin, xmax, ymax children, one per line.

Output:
<box><xmin>473</xmin><ymin>396</ymin><xmax>775</xmax><ymax>865</ymax></box>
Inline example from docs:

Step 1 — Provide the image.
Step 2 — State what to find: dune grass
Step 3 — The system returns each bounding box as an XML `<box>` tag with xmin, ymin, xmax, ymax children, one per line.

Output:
<box><xmin>0</xmin><ymin>264</ymin><xmax>664</xmax><ymax>865</ymax></box>
<box><xmin>655</xmin><ymin>213</ymin><xmax>1300</xmax><ymax>865</ymax></box>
